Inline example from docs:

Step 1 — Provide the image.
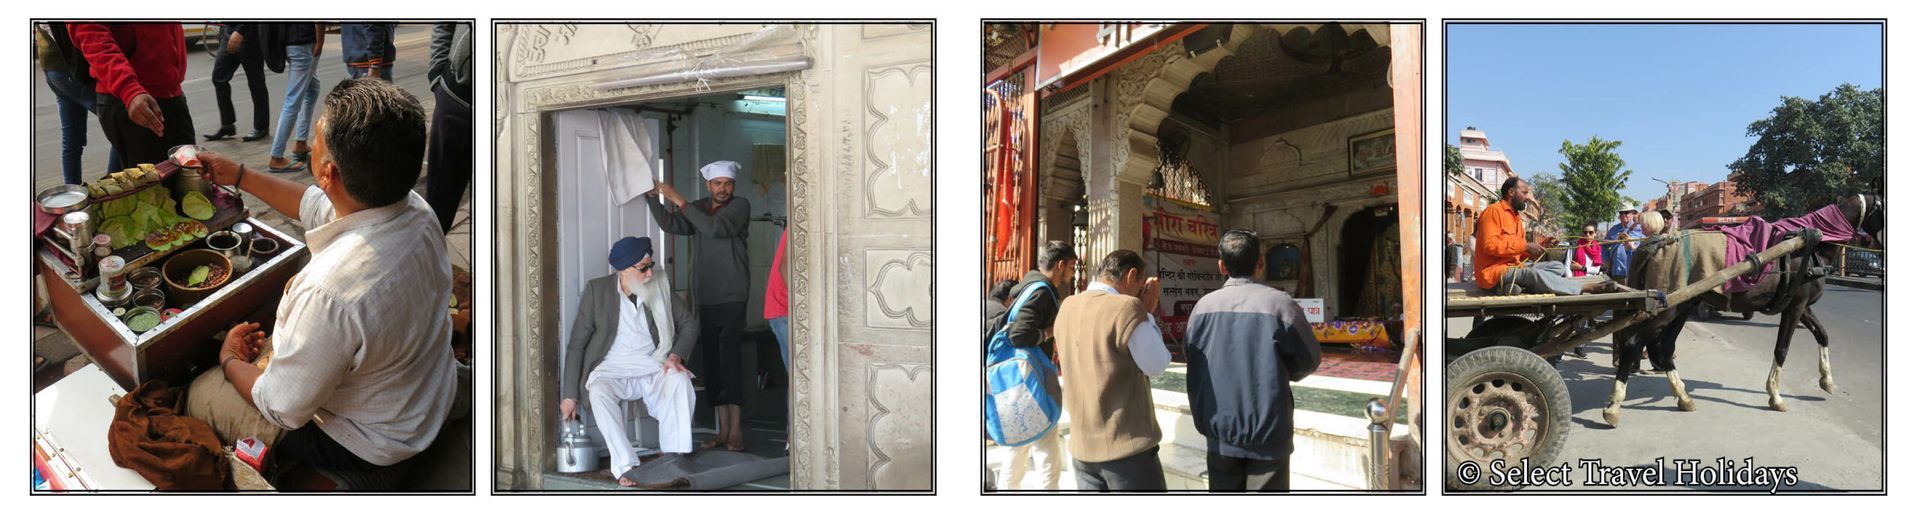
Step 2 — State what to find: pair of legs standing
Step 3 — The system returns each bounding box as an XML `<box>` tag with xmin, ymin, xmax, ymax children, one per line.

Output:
<box><xmin>44</xmin><ymin>70</ymin><xmax>119</xmax><ymax>184</ymax></box>
<box><xmin>207</xmin><ymin>26</ymin><xmax>268</xmax><ymax>141</ymax></box>
<box><xmin>700</xmin><ymin>302</ymin><xmax>749</xmax><ymax>451</ymax></box>
<box><xmin>1071</xmin><ymin>446</ymin><xmax>1167</xmax><ymax>491</ymax></box>
<box><xmin>269</xmin><ymin>44</ymin><xmax>320</xmax><ymax>171</ymax></box>
<box><xmin>995</xmin><ymin>427</ymin><xmax>1063</xmax><ymax>490</ymax></box>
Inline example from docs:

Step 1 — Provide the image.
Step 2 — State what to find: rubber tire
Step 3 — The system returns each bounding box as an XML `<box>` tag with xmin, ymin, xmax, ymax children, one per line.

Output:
<box><xmin>1445</xmin><ymin>346</ymin><xmax>1572</xmax><ymax>491</ymax></box>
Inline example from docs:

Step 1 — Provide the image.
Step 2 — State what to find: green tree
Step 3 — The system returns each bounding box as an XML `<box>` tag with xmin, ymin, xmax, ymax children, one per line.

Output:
<box><xmin>1528</xmin><ymin>171</ymin><xmax>1578</xmax><ymax>235</ymax></box>
<box><xmin>1556</xmin><ymin>136</ymin><xmax>1634</xmax><ymax>233</ymax></box>
<box><xmin>1445</xmin><ymin>143</ymin><xmax>1463</xmax><ymax>176</ymax></box>
<box><xmin>1728</xmin><ymin>83</ymin><xmax>1884</xmax><ymax>218</ymax></box>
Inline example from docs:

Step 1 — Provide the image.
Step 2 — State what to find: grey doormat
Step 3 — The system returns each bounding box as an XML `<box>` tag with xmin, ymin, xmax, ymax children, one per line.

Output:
<box><xmin>621</xmin><ymin>451</ymin><xmax>789</xmax><ymax>490</ymax></box>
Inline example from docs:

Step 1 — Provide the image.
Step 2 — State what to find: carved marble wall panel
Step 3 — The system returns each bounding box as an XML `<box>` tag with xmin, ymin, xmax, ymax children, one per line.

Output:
<box><xmin>863</xmin><ymin>65</ymin><xmax>932</xmax><ymax>219</ymax></box>
<box><xmin>834</xmin><ymin>344</ymin><xmax>932</xmax><ymax>490</ymax></box>
<box><xmin>863</xmin><ymin>249</ymin><xmax>933</xmax><ymax>330</ymax></box>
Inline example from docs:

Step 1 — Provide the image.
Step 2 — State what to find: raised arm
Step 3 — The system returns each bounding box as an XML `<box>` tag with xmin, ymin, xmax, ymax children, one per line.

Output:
<box><xmin>647</xmin><ymin>195</ymin><xmax>698</xmax><ymax>235</ymax></box>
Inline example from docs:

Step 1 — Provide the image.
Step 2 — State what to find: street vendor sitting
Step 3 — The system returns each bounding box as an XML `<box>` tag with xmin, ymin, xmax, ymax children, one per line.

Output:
<box><xmin>1473</xmin><ymin>177</ymin><xmax>1616</xmax><ymax>296</ymax></box>
<box><xmin>198</xmin><ymin>78</ymin><xmax>457</xmax><ymax>489</ymax></box>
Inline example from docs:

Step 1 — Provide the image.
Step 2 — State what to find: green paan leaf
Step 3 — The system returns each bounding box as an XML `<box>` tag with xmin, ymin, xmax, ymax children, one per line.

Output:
<box><xmin>188</xmin><ymin>265</ymin><xmax>210</xmax><ymax>287</ymax></box>
<box><xmin>181</xmin><ymin>192</ymin><xmax>215</xmax><ymax>220</ymax></box>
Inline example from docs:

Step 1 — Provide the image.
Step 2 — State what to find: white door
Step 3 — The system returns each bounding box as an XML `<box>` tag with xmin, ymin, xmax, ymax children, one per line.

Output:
<box><xmin>552</xmin><ymin>109</ymin><xmax>666</xmax><ymax>405</ymax></box>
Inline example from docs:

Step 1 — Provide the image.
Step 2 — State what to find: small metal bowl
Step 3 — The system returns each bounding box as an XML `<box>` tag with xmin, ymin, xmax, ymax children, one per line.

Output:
<box><xmin>132</xmin><ymin>288</ymin><xmax>167</xmax><ymax>310</ymax></box>
<box><xmin>37</xmin><ymin>184</ymin><xmax>91</xmax><ymax>216</ymax></box>
<box><xmin>127</xmin><ymin>267</ymin><xmax>164</xmax><ymax>292</ymax></box>
<box><xmin>121</xmin><ymin>306</ymin><xmax>164</xmax><ymax>334</ymax></box>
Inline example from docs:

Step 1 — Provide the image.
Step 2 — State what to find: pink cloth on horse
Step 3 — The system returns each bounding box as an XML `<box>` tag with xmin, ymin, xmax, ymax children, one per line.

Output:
<box><xmin>1710</xmin><ymin>204</ymin><xmax>1856</xmax><ymax>293</ymax></box>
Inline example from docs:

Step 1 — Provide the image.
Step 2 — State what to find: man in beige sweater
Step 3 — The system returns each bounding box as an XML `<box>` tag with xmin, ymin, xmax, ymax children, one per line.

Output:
<box><xmin>1054</xmin><ymin>249</ymin><xmax>1172</xmax><ymax>491</ymax></box>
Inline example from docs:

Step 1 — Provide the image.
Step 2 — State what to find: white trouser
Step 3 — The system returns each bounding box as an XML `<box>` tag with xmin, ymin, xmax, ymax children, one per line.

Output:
<box><xmin>996</xmin><ymin>428</ymin><xmax>1064</xmax><ymax>490</ymax></box>
<box><xmin>586</xmin><ymin>371</ymin><xmax>695</xmax><ymax>478</ymax></box>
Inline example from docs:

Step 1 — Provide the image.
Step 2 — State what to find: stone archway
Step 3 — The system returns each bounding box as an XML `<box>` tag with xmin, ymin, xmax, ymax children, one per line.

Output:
<box><xmin>1037</xmin><ymin>102</ymin><xmax>1092</xmax><ymax>248</ymax></box>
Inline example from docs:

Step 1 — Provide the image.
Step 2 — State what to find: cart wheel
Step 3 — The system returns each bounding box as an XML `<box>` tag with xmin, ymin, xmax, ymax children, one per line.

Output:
<box><xmin>1445</xmin><ymin>346</ymin><xmax>1570</xmax><ymax>491</ymax></box>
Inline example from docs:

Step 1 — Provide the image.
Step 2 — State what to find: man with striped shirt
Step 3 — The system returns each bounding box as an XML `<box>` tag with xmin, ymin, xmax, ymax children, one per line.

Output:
<box><xmin>201</xmin><ymin>79</ymin><xmax>456</xmax><ymax>489</ymax></box>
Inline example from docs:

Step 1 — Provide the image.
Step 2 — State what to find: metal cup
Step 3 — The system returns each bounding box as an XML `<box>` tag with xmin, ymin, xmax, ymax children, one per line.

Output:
<box><xmin>232</xmin><ymin>222</ymin><xmax>255</xmax><ymax>256</ymax></box>
<box><xmin>207</xmin><ymin>230</ymin><xmax>243</xmax><ymax>260</ymax></box>
<box><xmin>249</xmin><ymin>237</ymin><xmax>280</xmax><ymax>258</ymax></box>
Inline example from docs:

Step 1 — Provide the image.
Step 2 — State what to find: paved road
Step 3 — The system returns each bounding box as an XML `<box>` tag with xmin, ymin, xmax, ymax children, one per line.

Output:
<box><xmin>32</xmin><ymin>24</ymin><xmax>475</xmax><ymax>387</ymax></box>
<box><xmin>33</xmin><ymin>23</ymin><xmax>442</xmax><ymax>193</ymax></box>
<box><xmin>1445</xmin><ymin>285</ymin><xmax>1886</xmax><ymax>491</ymax></box>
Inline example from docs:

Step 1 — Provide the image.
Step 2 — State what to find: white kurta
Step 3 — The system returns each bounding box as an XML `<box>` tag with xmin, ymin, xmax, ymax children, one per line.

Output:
<box><xmin>585</xmin><ymin>292</ymin><xmax>694</xmax><ymax>479</ymax></box>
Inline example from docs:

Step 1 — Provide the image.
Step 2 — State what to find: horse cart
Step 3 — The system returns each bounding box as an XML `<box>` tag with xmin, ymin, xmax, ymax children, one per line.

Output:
<box><xmin>1442</xmin><ymin>233</ymin><xmax>1816</xmax><ymax>490</ymax></box>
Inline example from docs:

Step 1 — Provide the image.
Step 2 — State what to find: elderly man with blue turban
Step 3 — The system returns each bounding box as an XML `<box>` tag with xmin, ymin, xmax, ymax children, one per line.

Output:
<box><xmin>559</xmin><ymin>236</ymin><xmax>700</xmax><ymax>486</ymax></box>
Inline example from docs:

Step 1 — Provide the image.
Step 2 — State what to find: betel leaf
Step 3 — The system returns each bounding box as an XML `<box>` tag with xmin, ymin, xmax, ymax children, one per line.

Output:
<box><xmin>182</xmin><ymin>192</ymin><xmax>215</xmax><ymax>220</ymax></box>
<box><xmin>188</xmin><ymin>265</ymin><xmax>210</xmax><ymax>287</ymax></box>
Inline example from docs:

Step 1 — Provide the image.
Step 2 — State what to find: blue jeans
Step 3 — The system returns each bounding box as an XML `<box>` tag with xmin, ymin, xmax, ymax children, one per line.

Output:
<box><xmin>271</xmin><ymin>45</ymin><xmax>321</xmax><ymax>160</ymax></box>
<box><xmin>768</xmin><ymin>316</ymin><xmax>789</xmax><ymax>370</ymax></box>
<box><xmin>44</xmin><ymin>70</ymin><xmax>118</xmax><ymax>184</ymax></box>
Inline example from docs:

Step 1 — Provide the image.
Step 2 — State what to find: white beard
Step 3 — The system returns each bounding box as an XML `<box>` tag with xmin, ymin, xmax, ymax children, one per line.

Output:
<box><xmin>620</xmin><ymin>273</ymin><xmax>647</xmax><ymax>295</ymax></box>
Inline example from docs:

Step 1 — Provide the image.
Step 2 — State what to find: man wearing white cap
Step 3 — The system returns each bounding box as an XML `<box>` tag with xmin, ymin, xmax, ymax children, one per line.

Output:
<box><xmin>648</xmin><ymin>160</ymin><xmax>753</xmax><ymax>451</ymax></box>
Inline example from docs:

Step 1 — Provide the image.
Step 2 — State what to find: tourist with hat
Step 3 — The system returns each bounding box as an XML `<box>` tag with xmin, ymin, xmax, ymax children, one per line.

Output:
<box><xmin>1603</xmin><ymin>200</ymin><xmax>1643</xmax><ymax>281</ymax></box>
<box><xmin>648</xmin><ymin>160</ymin><xmax>753</xmax><ymax>452</ymax></box>
<box><xmin>559</xmin><ymin>236</ymin><xmax>700</xmax><ymax>486</ymax></box>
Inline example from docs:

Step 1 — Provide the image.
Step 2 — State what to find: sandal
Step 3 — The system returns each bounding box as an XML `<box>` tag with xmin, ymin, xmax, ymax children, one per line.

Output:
<box><xmin>268</xmin><ymin>160</ymin><xmax>309</xmax><ymax>174</ymax></box>
<box><xmin>292</xmin><ymin>150</ymin><xmax>310</xmax><ymax>164</ymax></box>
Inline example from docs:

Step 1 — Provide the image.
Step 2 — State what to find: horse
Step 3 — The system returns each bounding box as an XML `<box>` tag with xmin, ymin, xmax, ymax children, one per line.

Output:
<box><xmin>1600</xmin><ymin>194</ymin><xmax>1882</xmax><ymax>427</ymax></box>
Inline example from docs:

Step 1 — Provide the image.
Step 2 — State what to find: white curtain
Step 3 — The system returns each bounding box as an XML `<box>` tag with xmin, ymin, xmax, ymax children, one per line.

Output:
<box><xmin>598</xmin><ymin>109</ymin><xmax>658</xmax><ymax>206</ymax></box>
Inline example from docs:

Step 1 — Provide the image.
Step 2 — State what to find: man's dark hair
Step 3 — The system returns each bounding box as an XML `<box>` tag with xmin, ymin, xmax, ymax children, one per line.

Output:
<box><xmin>988</xmin><ymin>279</ymin><xmax>1017</xmax><ymax>303</ymax></box>
<box><xmin>1098</xmin><ymin>249</ymin><xmax>1147</xmax><ymax>281</ymax></box>
<box><xmin>320</xmin><ymin>78</ymin><xmax>428</xmax><ymax>207</ymax></box>
<box><xmin>1499</xmin><ymin>176</ymin><xmax>1522</xmax><ymax>200</ymax></box>
<box><xmin>1219</xmin><ymin>229</ymin><xmax>1260</xmax><ymax>277</ymax></box>
<box><xmin>1038</xmin><ymin>240</ymin><xmax>1077</xmax><ymax>272</ymax></box>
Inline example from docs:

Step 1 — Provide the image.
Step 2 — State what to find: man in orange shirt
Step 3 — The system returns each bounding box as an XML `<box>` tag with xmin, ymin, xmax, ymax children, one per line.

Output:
<box><xmin>1474</xmin><ymin>177</ymin><xmax>1613</xmax><ymax>296</ymax></box>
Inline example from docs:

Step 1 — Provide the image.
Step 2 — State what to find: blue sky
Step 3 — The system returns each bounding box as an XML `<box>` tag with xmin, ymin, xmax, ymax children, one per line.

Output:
<box><xmin>1445</xmin><ymin>23</ymin><xmax>1883</xmax><ymax>203</ymax></box>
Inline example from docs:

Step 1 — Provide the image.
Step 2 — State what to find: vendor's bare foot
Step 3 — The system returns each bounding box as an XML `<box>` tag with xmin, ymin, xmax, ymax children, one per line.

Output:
<box><xmin>618</xmin><ymin>477</ymin><xmax>639</xmax><ymax>487</ymax></box>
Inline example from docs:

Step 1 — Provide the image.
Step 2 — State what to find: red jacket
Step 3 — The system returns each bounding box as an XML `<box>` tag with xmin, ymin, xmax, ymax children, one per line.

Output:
<box><xmin>764</xmin><ymin>229</ymin><xmax>789</xmax><ymax>319</ymax></box>
<box><xmin>68</xmin><ymin>23</ymin><xmax>186</xmax><ymax>105</ymax></box>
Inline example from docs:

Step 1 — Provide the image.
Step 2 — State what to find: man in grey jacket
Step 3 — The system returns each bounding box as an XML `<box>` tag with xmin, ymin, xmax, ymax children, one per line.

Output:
<box><xmin>1183</xmin><ymin>229</ymin><xmax>1321</xmax><ymax>491</ymax></box>
<box><xmin>648</xmin><ymin>160</ymin><xmax>752</xmax><ymax>451</ymax></box>
<box><xmin>559</xmin><ymin>237</ymin><xmax>700</xmax><ymax>485</ymax></box>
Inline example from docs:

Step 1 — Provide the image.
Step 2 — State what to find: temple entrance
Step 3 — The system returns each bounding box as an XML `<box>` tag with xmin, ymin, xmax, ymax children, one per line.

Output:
<box><xmin>1337</xmin><ymin>205</ymin><xmax>1400</xmax><ymax>317</ymax></box>
<box><xmin>544</xmin><ymin>86</ymin><xmax>792</xmax><ymax>490</ymax></box>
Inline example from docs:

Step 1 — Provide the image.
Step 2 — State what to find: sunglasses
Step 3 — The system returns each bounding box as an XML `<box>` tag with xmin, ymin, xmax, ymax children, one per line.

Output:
<box><xmin>631</xmin><ymin>262</ymin><xmax>655</xmax><ymax>274</ymax></box>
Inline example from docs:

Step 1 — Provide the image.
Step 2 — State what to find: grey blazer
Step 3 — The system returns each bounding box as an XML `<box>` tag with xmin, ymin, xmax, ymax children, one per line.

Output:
<box><xmin>561</xmin><ymin>274</ymin><xmax>700</xmax><ymax>401</ymax></box>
